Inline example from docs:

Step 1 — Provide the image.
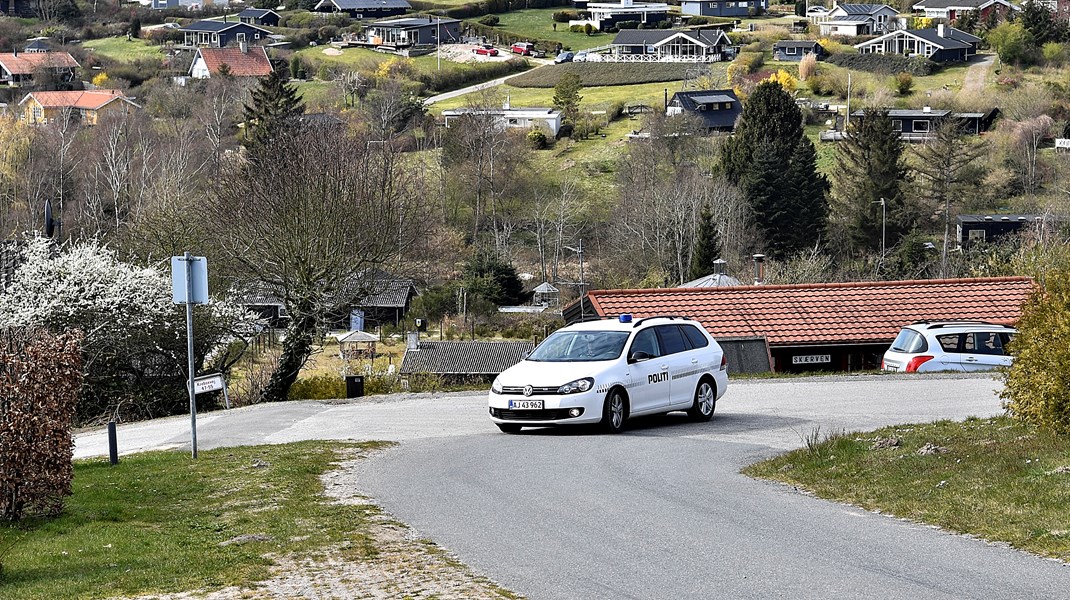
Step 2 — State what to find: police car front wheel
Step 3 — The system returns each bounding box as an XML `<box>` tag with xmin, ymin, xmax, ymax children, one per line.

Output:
<box><xmin>601</xmin><ymin>388</ymin><xmax>628</xmax><ymax>434</ymax></box>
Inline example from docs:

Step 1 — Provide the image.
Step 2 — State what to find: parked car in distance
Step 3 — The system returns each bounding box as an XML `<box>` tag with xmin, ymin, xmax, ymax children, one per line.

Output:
<box><xmin>473</xmin><ymin>44</ymin><xmax>498</xmax><ymax>56</ymax></box>
<box><xmin>573</xmin><ymin>51</ymin><xmax>588</xmax><ymax>62</ymax></box>
<box><xmin>488</xmin><ymin>315</ymin><xmax>729</xmax><ymax>434</ymax></box>
<box><xmin>510</xmin><ymin>41</ymin><xmax>536</xmax><ymax>55</ymax></box>
<box><xmin>882</xmin><ymin>320</ymin><xmax>1017</xmax><ymax>373</ymax></box>
<box><xmin>554</xmin><ymin>51</ymin><xmax>574</xmax><ymax>63</ymax></box>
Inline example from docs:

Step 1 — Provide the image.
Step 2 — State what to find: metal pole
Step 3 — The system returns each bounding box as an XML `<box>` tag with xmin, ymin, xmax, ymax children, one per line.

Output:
<box><xmin>578</xmin><ymin>240</ymin><xmax>585</xmax><ymax>321</ymax></box>
<box><xmin>881</xmin><ymin>198</ymin><xmax>887</xmax><ymax>258</ymax></box>
<box><xmin>107</xmin><ymin>421</ymin><xmax>118</xmax><ymax>466</ymax></box>
<box><xmin>184</xmin><ymin>252</ymin><xmax>198</xmax><ymax>459</ymax></box>
<box><xmin>437</xmin><ymin>18</ymin><xmax>441</xmax><ymax>71</ymax></box>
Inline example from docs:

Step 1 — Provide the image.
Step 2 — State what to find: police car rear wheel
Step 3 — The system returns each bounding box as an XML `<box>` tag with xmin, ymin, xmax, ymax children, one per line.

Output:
<box><xmin>687</xmin><ymin>379</ymin><xmax>716</xmax><ymax>422</ymax></box>
<box><xmin>601</xmin><ymin>389</ymin><xmax>627</xmax><ymax>434</ymax></box>
<box><xmin>497</xmin><ymin>423</ymin><xmax>522</xmax><ymax>433</ymax></box>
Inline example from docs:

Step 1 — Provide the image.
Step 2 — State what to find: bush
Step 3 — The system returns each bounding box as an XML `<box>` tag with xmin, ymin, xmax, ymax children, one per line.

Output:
<box><xmin>569</xmin><ymin>24</ymin><xmax>586</xmax><ymax>32</ymax></box>
<box><xmin>826</xmin><ymin>52</ymin><xmax>938</xmax><ymax>76</ymax></box>
<box><xmin>527</xmin><ymin>128</ymin><xmax>549</xmax><ymax>149</ymax></box>
<box><xmin>553</xmin><ymin>10</ymin><xmax>578</xmax><ymax>22</ymax></box>
<box><xmin>799</xmin><ymin>52</ymin><xmax>818</xmax><ymax>80</ymax></box>
<box><xmin>0</xmin><ymin>328</ymin><xmax>82</xmax><ymax>521</ymax></box>
<box><xmin>417</xmin><ymin>58</ymin><xmax>527</xmax><ymax>93</ymax></box>
<box><xmin>479</xmin><ymin>14</ymin><xmax>500</xmax><ymax>25</ymax></box>
<box><xmin>616</xmin><ymin>20</ymin><xmax>640</xmax><ymax>29</ymax></box>
<box><xmin>1002</xmin><ymin>268</ymin><xmax>1070</xmax><ymax>433</ymax></box>
<box><xmin>733</xmin><ymin>51</ymin><xmax>765</xmax><ymax>75</ymax></box>
<box><xmin>288</xmin><ymin>374</ymin><xmax>346</xmax><ymax>400</ymax></box>
<box><xmin>894</xmin><ymin>71</ymin><xmax>913</xmax><ymax>95</ymax></box>
<box><xmin>1042</xmin><ymin>41</ymin><xmax>1066</xmax><ymax>65</ymax></box>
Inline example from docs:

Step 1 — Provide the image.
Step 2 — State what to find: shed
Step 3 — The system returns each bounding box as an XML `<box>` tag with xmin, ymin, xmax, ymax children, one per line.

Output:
<box><xmin>336</xmin><ymin>329</ymin><xmax>380</xmax><ymax>360</ymax></box>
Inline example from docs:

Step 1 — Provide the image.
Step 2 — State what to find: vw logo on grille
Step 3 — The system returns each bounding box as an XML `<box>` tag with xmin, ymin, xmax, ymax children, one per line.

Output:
<box><xmin>523</xmin><ymin>385</ymin><xmax>533</xmax><ymax>397</ymax></box>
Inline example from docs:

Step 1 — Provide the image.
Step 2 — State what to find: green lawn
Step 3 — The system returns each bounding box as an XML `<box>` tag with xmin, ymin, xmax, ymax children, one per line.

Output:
<box><xmin>745</xmin><ymin>416</ymin><xmax>1070</xmax><ymax>561</ymax></box>
<box><xmin>82</xmin><ymin>37</ymin><xmax>164</xmax><ymax>63</ymax></box>
<box><xmin>432</xmin><ymin>79</ymin><xmax>682</xmax><ymax>112</ymax></box>
<box><xmin>480</xmin><ymin>8</ymin><xmax>616</xmax><ymax>51</ymax></box>
<box><xmin>0</xmin><ymin>442</ymin><xmax>386</xmax><ymax>599</ymax></box>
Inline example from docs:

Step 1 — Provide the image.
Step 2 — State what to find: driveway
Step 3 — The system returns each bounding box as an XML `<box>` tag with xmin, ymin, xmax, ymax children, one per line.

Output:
<box><xmin>75</xmin><ymin>374</ymin><xmax>1070</xmax><ymax>599</ymax></box>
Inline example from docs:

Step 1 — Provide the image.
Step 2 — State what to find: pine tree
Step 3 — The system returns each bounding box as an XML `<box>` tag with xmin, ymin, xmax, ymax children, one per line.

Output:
<box><xmin>243</xmin><ymin>70</ymin><xmax>305</xmax><ymax>150</ymax></box>
<box><xmin>688</xmin><ymin>204</ymin><xmax>721</xmax><ymax>281</ymax></box>
<box><xmin>552</xmin><ymin>72</ymin><xmax>583</xmax><ymax>124</ymax></box>
<box><xmin>743</xmin><ymin>141</ymin><xmax>790</xmax><ymax>257</ymax></box>
<box><xmin>830</xmin><ymin>108</ymin><xmax>908</xmax><ymax>255</ymax></box>
<box><xmin>786</xmin><ymin>136</ymin><xmax>829</xmax><ymax>253</ymax></box>
<box><xmin>721</xmin><ymin>81</ymin><xmax>803</xmax><ymax>183</ymax></box>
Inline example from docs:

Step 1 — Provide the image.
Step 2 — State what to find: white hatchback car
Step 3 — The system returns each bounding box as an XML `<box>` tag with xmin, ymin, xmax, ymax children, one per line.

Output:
<box><xmin>881</xmin><ymin>320</ymin><xmax>1017</xmax><ymax>373</ymax></box>
<box><xmin>488</xmin><ymin>315</ymin><xmax>728</xmax><ymax>433</ymax></box>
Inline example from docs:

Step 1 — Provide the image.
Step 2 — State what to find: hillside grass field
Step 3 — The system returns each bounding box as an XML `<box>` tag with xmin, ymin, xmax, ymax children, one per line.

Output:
<box><xmin>480</xmin><ymin>8</ymin><xmax>615</xmax><ymax>51</ymax></box>
<box><xmin>83</xmin><ymin>37</ymin><xmax>164</xmax><ymax>63</ymax></box>
<box><xmin>508</xmin><ymin>62</ymin><xmax>707</xmax><ymax>87</ymax></box>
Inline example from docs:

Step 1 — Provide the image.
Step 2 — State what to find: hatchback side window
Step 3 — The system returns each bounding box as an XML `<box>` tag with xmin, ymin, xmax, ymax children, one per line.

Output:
<box><xmin>936</xmin><ymin>334</ymin><xmax>960</xmax><ymax>352</ymax></box>
<box><xmin>655</xmin><ymin>325</ymin><xmax>689</xmax><ymax>355</ymax></box>
<box><xmin>682</xmin><ymin>325</ymin><xmax>710</xmax><ymax>349</ymax></box>
<box><xmin>1000</xmin><ymin>332</ymin><xmax>1015</xmax><ymax>355</ymax></box>
<box><xmin>968</xmin><ymin>332</ymin><xmax>1003</xmax><ymax>355</ymax></box>
<box><xmin>630</xmin><ymin>328</ymin><xmax>660</xmax><ymax>358</ymax></box>
<box><xmin>891</xmin><ymin>328</ymin><xmax>927</xmax><ymax>353</ymax></box>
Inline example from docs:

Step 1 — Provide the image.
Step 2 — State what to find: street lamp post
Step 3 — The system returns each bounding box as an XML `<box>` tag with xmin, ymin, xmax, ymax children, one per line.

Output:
<box><xmin>874</xmin><ymin>197</ymin><xmax>886</xmax><ymax>258</ymax></box>
<box><xmin>564</xmin><ymin>240</ymin><xmax>585</xmax><ymax>321</ymax></box>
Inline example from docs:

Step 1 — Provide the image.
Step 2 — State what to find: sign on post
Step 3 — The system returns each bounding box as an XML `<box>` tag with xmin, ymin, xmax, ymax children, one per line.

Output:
<box><xmin>172</xmin><ymin>254</ymin><xmax>208</xmax><ymax>458</ymax></box>
<box><xmin>192</xmin><ymin>373</ymin><xmax>231</xmax><ymax>410</ymax></box>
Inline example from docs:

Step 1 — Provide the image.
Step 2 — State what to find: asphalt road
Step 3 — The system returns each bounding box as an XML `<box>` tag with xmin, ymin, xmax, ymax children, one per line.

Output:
<box><xmin>75</xmin><ymin>374</ymin><xmax>1070</xmax><ymax>598</ymax></box>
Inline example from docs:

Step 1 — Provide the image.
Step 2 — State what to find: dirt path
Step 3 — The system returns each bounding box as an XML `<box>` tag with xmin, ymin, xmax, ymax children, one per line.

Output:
<box><xmin>963</xmin><ymin>53</ymin><xmax>995</xmax><ymax>94</ymax></box>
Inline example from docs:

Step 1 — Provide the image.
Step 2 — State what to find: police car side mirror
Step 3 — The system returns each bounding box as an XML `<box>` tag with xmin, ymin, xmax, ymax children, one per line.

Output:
<box><xmin>629</xmin><ymin>351</ymin><xmax>653</xmax><ymax>363</ymax></box>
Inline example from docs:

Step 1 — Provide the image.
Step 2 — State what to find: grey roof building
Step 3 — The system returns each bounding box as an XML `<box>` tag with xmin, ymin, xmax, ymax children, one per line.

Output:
<box><xmin>666</xmin><ymin>89</ymin><xmax>741</xmax><ymax>132</ymax></box>
<box><xmin>400</xmin><ymin>340</ymin><xmax>536</xmax><ymax>376</ymax></box>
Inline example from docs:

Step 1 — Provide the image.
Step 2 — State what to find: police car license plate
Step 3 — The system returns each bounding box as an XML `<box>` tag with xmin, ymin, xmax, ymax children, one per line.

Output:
<box><xmin>509</xmin><ymin>400</ymin><xmax>543</xmax><ymax>410</ymax></box>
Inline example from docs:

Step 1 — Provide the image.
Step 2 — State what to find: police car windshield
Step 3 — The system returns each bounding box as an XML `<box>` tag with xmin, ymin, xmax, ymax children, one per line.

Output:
<box><xmin>527</xmin><ymin>330</ymin><xmax>630</xmax><ymax>362</ymax></box>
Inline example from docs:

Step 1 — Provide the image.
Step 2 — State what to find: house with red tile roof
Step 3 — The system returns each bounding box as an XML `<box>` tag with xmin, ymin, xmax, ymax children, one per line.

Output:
<box><xmin>189</xmin><ymin>45</ymin><xmax>273</xmax><ymax>79</ymax></box>
<box><xmin>0</xmin><ymin>50</ymin><xmax>79</xmax><ymax>87</ymax></box>
<box><xmin>18</xmin><ymin>90</ymin><xmax>140</xmax><ymax>126</ymax></box>
<box><xmin>564</xmin><ymin>277</ymin><xmax>1034</xmax><ymax>373</ymax></box>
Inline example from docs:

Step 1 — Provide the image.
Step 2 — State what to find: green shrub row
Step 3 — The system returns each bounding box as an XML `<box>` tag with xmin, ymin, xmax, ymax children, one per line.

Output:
<box><xmin>826</xmin><ymin>53</ymin><xmax>939</xmax><ymax>76</ymax></box>
<box><xmin>288</xmin><ymin>374</ymin><xmax>346</xmax><ymax>400</ymax></box>
<box><xmin>417</xmin><ymin>57</ymin><xmax>529</xmax><ymax>93</ymax></box>
<box><xmin>507</xmin><ymin>62</ymin><xmax>692</xmax><ymax>87</ymax></box>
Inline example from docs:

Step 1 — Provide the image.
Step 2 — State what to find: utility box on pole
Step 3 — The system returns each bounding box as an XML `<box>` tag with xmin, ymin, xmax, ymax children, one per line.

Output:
<box><xmin>172</xmin><ymin>254</ymin><xmax>208</xmax><ymax>458</ymax></box>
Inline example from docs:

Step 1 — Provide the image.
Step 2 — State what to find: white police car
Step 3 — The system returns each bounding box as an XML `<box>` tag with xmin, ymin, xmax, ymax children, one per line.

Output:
<box><xmin>488</xmin><ymin>315</ymin><xmax>729</xmax><ymax>433</ymax></box>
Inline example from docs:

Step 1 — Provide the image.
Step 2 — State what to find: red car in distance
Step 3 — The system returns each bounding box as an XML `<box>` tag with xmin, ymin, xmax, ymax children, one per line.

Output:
<box><xmin>473</xmin><ymin>44</ymin><xmax>499</xmax><ymax>56</ymax></box>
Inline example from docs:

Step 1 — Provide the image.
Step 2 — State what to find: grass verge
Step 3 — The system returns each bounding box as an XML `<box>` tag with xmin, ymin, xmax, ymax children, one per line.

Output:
<box><xmin>744</xmin><ymin>416</ymin><xmax>1070</xmax><ymax>561</ymax></box>
<box><xmin>507</xmin><ymin>62</ymin><xmax>704</xmax><ymax>88</ymax></box>
<box><xmin>0</xmin><ymin>441</ymin><xmax>388</xmax><ymax>599</ymax></box>
<box><xmin>82</xmin><ymin>37</ymin><xmax>164</xmax><ymax>63</ymax></box>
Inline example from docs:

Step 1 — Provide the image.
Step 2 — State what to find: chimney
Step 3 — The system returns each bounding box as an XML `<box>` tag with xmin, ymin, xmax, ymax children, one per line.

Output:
<box><xmin>752</xmin><ymin>254</ymin><xmax>766</xmax><ymax>285</ymax></box>
<box><xmin>923</xmin><ymin>105</ymin><xmax>931</xmax><ymax>113</ymax></box>
<box><xmin>406</xmin><ymin>331</ymin><xmax>420</xmax><ymax>351</ymax></box>
<box><xmin>240</xmin><ymin>40</ymin><xmax>247</xmax><ymax>53</ymax></box>
<box><xmin>937</xmin><ymin>23</ymin><xmax>945</xmax><ymax>38</ymax></box>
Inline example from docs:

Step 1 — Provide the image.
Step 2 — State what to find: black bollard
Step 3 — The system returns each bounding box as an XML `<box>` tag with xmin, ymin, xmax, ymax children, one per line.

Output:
<box><xmin>108</xmin><ymin>421</ymin><xmax>119</xmax><ymax>466</ymax></box>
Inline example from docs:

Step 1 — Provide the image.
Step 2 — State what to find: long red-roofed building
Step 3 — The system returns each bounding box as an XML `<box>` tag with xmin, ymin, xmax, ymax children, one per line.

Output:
<box><xmin>0</xmin><ymin>51</ymin><xmax>79</xmax><ymax>86</ymax></box>
<box><xmin>564</xmin><ymin>277</ymin><xmax>1034</xmax><ymax>372</ymax></box>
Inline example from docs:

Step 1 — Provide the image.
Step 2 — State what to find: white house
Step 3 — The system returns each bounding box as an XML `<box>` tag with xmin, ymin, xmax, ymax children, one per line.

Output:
<box><xmin>442</xmin><ymin>103</ymin><xmax>562</xmax><ymax>137</ymax></box>
<box><xmin>572</xmin><ymin>0</ymin><xmax>671</xmax><ymax>31</ymax></box>
<box><xmin>910</xmin><ymin>0</ymin><xmax>1018</xmax><ymax>20</ymax></box>
<box><xmin>818</xmin><ymin>3</ymin><xmax>899</xmax><ymax>36</ymax></box>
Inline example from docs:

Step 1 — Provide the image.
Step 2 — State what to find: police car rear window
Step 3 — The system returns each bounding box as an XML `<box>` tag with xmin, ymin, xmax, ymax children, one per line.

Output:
<box><xmin>655</xmin><ymin>325</ymin><xmax>689</xmax><ymax>355</ymax></box>
<box><xmin>681</xmin><ymin>325</ymin><xmax>709</xmax><ymax>349</ymax></box>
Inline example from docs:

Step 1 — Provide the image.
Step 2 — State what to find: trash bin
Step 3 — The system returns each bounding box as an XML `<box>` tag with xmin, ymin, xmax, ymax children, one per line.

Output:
<box><xmin>345</xmin><ymin>375</ymin><xmax>364</xmax><ymax>398</ymax></box>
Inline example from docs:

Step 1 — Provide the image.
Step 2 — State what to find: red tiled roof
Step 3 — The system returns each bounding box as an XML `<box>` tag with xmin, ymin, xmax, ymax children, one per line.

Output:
<box><xmin>582</xmin><ymin>277</ymin><xmax>1035</xmax><ymax>346</ymax></box>
<box><xmin>0</xmin><ymin>51</ymin><xmax>79</xmax><ymax>75</ymax></box>
<box><xmin>20</xmin><ymin>90</ymin><xmax>135</xmax><ymax>110</ymax></box>
<box><xmin>197</xmin><ymin>46</ymin><xmax>272</xmax><ymax>77</ymax></box>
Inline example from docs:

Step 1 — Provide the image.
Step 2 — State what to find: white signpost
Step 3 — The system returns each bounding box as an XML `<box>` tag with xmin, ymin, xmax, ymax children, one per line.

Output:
<box><xmin>1056</xmin><ymin>138</ymin><xmax>1070</xmax><ymax>151</ymax></box>
<box><xmin>193</xmin><ymin>373</ymin><xmax>231</xmax><ymax>410</ymax></box>
<box><xmin>172</xmin><ymin>253</ymin><xmax>208</xmax><ymax>458</ymax></box>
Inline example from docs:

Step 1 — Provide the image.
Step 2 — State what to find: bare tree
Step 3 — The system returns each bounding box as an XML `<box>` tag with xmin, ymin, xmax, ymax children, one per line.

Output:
<box><xmin>205</xmin><ymin>120</ymin><xmax>427</xmax><ymax>402</ymax></box>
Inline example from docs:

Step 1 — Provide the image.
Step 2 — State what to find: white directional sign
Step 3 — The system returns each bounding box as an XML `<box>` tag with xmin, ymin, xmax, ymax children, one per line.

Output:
<box><xmin>192</xmin><ymin>373</ymin><xmax>225</xmax><ymax>395</ymax></box>
<box><xmin>171</xmin><ymin>255</ymin><xmax>208</xmax><ymax>304</ymax></box>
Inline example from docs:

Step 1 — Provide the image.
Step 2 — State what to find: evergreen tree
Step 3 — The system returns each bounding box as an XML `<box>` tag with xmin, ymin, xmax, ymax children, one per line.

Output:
<box><xmin>688</xmin><ymin>204</ymin><xmax>721</xmax><ymax>281</ymax></box>
<box><xmin>830</xmin><ymin>108</ymin><xmax>908</xmax><ymax>255</ymax></box>
<box><xmin>743</xmin><ymin>141</ymin><xmax>790</xmax><ymax>256</ymax></box>
<box><xmin>1020</xmin><ymin>0</ymin><xmax>1062</xmax><ymax>46</ymax></box>
<box><xmin>242</xmin><ymin>70</ymin><xmax>305</xmax><ymax>151</ymax></box>
<box><xmin>721</xmin><ymin>81</ymin><xmax>803</xmax><ymax>183</ymax></box>
<box><xmin>786</xmin><ymin>136</ymin><xmax>829</xmax><ymax>253</ymax></box>
<box><xmin>552</xmin><ymin>72</ymin><xmax>583</xmax><ymax>123</ymax></box>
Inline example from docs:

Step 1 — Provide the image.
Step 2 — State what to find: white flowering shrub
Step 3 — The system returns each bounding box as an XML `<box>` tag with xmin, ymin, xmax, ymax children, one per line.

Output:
<box><xmin>0</xmin><ymin>238</ymin><xmax>256</xmax><ymax>424</ymax></box>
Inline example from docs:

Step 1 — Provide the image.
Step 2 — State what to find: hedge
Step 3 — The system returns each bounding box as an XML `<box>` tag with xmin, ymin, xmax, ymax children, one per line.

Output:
<box><xmin>417</xmin><ymin>57</ymin><xmax>529</xmax><ymax>93</ymax></box>
<box><xmin>826</xmin><ymin>52</ymin><xmax>939</xmax><ymax>76</ymax></box>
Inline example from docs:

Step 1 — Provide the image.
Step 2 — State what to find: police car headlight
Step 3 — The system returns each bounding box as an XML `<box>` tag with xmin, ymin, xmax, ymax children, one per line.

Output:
<box><xmin>491</xmin><ymin>377</ymin><xmax>503</xmax><ymax>394</ymax></box>
<box><xmin>558</xmin><ymin>377</ymin><xmax>594</xmax><ymax>394</ymax></box>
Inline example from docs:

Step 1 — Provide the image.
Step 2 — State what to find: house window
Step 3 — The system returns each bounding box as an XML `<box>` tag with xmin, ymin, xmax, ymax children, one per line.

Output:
<box><xmin>786</xmin><ymin>46</ymin><xmax>797</xmax><ymax>55</ymax></box>
<box><xmin>255</xmin><ymin>33</ymin><xmax>261</xmax><ymax>39</ymax></box>
<box><xmin>32</xmin><ymin>104</ymin><xmax>42</xmax><ymax>121</ymax></box>
<box><xmin>891</xmin><ymin>119</ymin><xmax>902</xmax><ymax>131</ymax></box>
<box><xmin>237</xmin><ymin>33</ymin><xmax>247</xmax><ymax>43</ymax></box>
<box><xmin>914</xmin><ymin>120</ymin><xmax>930</xmax><ymax>132</ymax></box>
<box><xmin>508</xmin><ymin>118</ymin><xmax>519</xmax><ymax>125</ymax></box>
